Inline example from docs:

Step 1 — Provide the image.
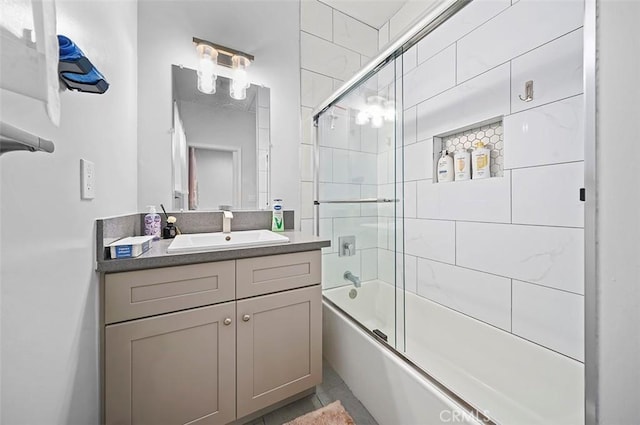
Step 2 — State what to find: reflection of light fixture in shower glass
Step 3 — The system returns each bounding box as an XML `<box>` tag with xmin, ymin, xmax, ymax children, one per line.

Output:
<box><xmin>355</xmin><ymin>95</ymin><xmax>395</xmax><ymax>128</ymax></box>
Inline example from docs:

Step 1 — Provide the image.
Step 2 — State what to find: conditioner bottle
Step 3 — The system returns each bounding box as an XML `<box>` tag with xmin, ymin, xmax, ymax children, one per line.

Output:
<box><xmin>471</xmin><ymin>142</ymin><xmax>490</xmax><ymax>179</ymax></box>
<box><xmin>454</xmin><ymin>148</ymin><xmax>471</xmax><ymax>181</ymax></box>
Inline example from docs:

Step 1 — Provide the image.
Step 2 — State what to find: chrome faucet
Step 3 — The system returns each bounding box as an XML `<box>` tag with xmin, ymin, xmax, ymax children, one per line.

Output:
<box><xmin>344</xmin><ymin>271</ymin><xmax>361</xmax><ymax>288</ymax></box>
<box><xmin>222</xmin><ymin>210</ymin><xmax>233</xmax><ymax>233</ymax></box>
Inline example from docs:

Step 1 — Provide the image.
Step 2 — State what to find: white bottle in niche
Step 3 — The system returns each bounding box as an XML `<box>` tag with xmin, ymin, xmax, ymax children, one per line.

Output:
<box><xmin>471</xmin><ymin>142</ymin><xmax>490</xmax><ymax>179</ymax></box>
<box><xmin>437</xmin><ymin>150</ymin><xmax>454</xmax><ymax>182</ymax></box>
<box><xmin>454</xmin><ymin>148</ymin><xmax>471</xmax><ymax>181</ymax></box>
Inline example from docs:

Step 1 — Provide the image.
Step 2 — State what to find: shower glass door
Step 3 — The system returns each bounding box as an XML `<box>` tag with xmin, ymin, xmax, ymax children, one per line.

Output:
<box><xmin>315</xmin><ymin>56</ymin><xmax>405</xmax><ymax>350</ymax></box>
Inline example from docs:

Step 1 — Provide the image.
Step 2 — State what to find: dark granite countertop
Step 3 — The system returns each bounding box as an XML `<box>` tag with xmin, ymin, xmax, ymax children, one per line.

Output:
<box><xmin>96</xmin><ymin>231</ymin><xmax>330</xmax><ymax>273</ymax></box>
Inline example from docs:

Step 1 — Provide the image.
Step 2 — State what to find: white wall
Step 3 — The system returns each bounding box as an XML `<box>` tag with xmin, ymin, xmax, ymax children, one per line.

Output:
<box><xmin>595</xmin><ymin>0</ymin><xmax>640</xmax><ymax>422</ymax></box>
<box><xmin>138</xmin><ymin>0</ymin><xmax>300</xmax><ymax>222</ymax></box>
<box><xmin>0</xmin><ymin>1</ymin><xmax>138</xmax><ymax>423</ymax></box>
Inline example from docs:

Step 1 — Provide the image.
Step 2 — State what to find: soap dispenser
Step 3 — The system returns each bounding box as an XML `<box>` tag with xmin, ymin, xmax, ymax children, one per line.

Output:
<box><xmin>144</xmin><ymin>205</ymin><xmax>161</xmax><ymax>240</ymax></box>
<box><xmin>437</xmin><ymin>150</ymin><xmax>454</xmax><ymax>182</ymax></box>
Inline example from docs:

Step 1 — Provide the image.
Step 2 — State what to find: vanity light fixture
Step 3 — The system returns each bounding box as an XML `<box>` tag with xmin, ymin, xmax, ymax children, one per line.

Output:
<box><xmin>193</xmin><ymin>37</ymin><xmax>254</xmax><ymax>99</ymax></box>
<box><xmin>355</xmin><ymin>96</ymin><xmax>395</xmax><ymax>128</ymax></box>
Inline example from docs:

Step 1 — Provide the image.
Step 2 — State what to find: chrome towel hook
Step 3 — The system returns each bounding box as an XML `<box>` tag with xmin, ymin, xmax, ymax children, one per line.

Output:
<box><xmin>519</xmin><ymin>80</ymin><xmax>534</xmax><ymax>102</ymax></box>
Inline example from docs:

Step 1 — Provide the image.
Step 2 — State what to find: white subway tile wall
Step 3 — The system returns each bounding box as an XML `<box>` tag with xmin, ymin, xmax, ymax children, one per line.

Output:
<box><xmin>504</xmin><ymin>95</ymin><xmax>584</xmax><ymax>169</ymax></box>
<box><xmin>456</xmin><ymin>222</ymin><xmax>584</xmax><ymax>295</ymax></box>
<box><xmin>416</xmin><ymin>63</ymin><xmax>511</xmax><ymax>142</ymax></box>
<box><xmin>403</xmin><ymin>44</ymin><xmax>456</xmax><ymax>109</ymax></box>
<box><xmin>333</xmin><ymin>10</ymin><xmax>378</xmax><ymax>57</ymax></box>
<box><xmin>512</xmin><ymin>280</ymin><xmax>585</xmax><ymax>361</ymax></box>
<box><xmin>416</xmin><ymin>0</ymin><xmax>511</xmax><ymax>65</ymax></box>
<box><xmin>416</xmin><ymin>172</ymin><xmax>512</xmax><ymax>223</ymax></box>
<box><xmin>456</xmin><ymin>0</ymin><xmax>583</xmax><ymax>83</ymax></box>
<box><xmin>401</xmin><ymin>0</ymin><xmax>585</xmax><ymax>361</ymax></box>
<box><xmin>512</xmin><ymin>162</ymin><xmax>584</xmax><ymax>228</ymax></box>
<box><xmin>301</xmin><ymin>0</ymin><xmax>333</xmax><ymax>41</ymax></box>
<box><xmin>303</xmin><ymin>0</ymin><xmax>585</xmax><ymax>361</ymax></box>
<box><xmin>301</xmin><ymin>32</ymin><xmax>362</xmax><ymax>81</ymax></box>
<box><xmin>510</xmin><ymin>28</ymin><xmax>584</xmax><ymax>113</ymax></box>
<box><xmin>416</xmin><ymin>258</ymin><xmax>512</xmax><ymax>331</ymax></box>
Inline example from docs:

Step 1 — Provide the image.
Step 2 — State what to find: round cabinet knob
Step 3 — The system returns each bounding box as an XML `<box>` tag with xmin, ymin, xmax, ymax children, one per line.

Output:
<box><xmin>242</xmin><ymin>314</ymin><xmax>251</xmax><ymax>322</ymax></box>
<box><xmin>223</xmin><ymin>318</ymin><xmax>232</xmax><ymax>326</ymax></box>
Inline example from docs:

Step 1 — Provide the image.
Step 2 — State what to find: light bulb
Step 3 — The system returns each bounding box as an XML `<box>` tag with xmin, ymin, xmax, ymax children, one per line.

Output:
<box><xmin>230</xmin><ymin>81</ymin><xmax>247</xmax><ymax>100</ymax></box>
<box><xmin>231</xmin><ymin>54</ymin><xmax>251</xmax><ymax>99</ymax></box>
<box><xmin>233</xmin><ymin>69</ymin><xmax>249</xmax><ymax>89</ymax></box>
<box><xmin>197</xmin><ymin>75</ymin><xmax>216</xmax><ymax>94</ymax></box>
<box><xmin>196</xmin><ymin>43</ymin><xmax>218</xmax><ymax>94</ymax></box>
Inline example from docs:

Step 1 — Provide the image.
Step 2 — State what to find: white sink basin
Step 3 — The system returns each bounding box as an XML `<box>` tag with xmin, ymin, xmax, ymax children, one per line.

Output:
<box><xmin>167</xmin><ymin>229</ymin><xmax>290</xmax><ymax>254</ymax></box>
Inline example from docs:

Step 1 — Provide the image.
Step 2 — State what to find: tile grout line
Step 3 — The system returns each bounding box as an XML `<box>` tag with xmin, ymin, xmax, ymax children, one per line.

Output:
<box><xmin>454</xmin><ymin>221</ymin><xmax>457</xmax><ymax>265</ymax></box>
<box><xmin>510</xmin><ymin>166</ymin><xmax>513</xmax><ymax>223</ymax></box>
<box><xmin>379</xmin><ymin>247</ymin><xmax>585</xmax><ymax>296</ymax></box>
<box><xmin>374</xmin><ymin>275</ymin><xmax>583</xmax><ymax>363</ymax></box>
<box><xmin>509</xmin><ymin>60</ymin><xmax>513</xmax><ymax>114</ymax></box>
<box><xmin>510</xmin><ymin>278</ymin><xmax>514</xmax><ymax>332</ymax></box>
<box><xmin>405</xmin><ymin>216</ymin><xmax>584</xmax><ymax>230</ymax></box>
<box><xmin>301</xmin><ymin>23</ymin><xmax>377</xmax><ymax>61</ymax></box>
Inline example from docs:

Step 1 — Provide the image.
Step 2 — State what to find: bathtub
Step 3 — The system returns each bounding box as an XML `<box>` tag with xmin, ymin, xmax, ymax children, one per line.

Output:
<box><xmin>323</xmin><ymin>280</ymin><xmax>584</xmax><ymax>425</ymax></box>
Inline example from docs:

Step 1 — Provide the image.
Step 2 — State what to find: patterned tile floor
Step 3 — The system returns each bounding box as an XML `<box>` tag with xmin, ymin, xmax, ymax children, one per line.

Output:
<box><xmin>244</xmin><ymin>359</ymin><xmax>379</xmax><ymax>425</ymax></box>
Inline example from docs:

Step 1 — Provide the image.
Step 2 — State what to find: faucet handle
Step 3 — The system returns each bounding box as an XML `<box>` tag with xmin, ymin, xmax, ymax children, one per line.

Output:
<box><xmin>223</xmin><ymin>210</ymin><xmax>233</xmax><ymax>219</ymax></box>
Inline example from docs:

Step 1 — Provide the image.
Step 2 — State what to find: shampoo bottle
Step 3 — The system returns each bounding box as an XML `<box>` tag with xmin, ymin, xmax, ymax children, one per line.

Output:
<box><xmin>454</xmin><ymin>148</ymin><xmax>471</xmax><ymax>181</ymax></box>
<box><xmin>471</xmin><ymin>142</ymin><xmax>490</xmax><ymax>179</ymax></box>
<box><xmin>272</xmin><ymin>199</ymin><xmax>284</xmax><ymax>232</ymax></box>
<box><xmin>437</xmin><ymin>150</ymin><xmax>454</xmax><ymax>182</ymax></box>
<box><xmin>144</xmin><ymin>205</ymin><xmax>161</xmax><ymax>240</ymax></box>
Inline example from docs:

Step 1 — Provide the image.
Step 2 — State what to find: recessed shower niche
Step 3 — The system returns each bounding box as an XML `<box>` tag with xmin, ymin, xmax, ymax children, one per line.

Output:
<box><xmin>432</xmin><ymin>118</ymin><xmax>504</xmax><ymax>182</ymax></box>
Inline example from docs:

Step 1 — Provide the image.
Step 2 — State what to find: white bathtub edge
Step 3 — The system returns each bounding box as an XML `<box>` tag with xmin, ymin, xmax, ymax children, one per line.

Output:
<box><xmin>323</xmin><ymin>301</ymin><xmax>484</xmax><ymax>425</ymax></box>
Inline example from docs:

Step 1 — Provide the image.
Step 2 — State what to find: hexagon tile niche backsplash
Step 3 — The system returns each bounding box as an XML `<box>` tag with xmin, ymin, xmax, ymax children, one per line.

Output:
<box><xmin>442</xmin><ymin>120</ymin><xmax>504</xmax><ymax>177</ymax></box>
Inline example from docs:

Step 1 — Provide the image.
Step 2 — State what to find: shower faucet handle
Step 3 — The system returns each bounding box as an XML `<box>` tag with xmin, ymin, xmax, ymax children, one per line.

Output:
<box><xmin>338</xmin><ymin>235</ymin><xmax>356</xmax><ymax>257</ymax></box>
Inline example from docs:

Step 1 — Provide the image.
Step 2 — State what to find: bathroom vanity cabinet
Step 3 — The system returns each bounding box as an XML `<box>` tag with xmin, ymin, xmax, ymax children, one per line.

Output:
<box><xmin>102</xmin><ymin>250</ymin><xmax>322</xmax><ymax>425</ymax></box>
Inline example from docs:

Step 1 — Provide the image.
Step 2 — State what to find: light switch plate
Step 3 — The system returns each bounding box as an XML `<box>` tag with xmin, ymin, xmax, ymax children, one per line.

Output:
<box><xmin>80</xmin><ymin>159</ymin><xmax>95</xmax><ymax>200</ymax></box>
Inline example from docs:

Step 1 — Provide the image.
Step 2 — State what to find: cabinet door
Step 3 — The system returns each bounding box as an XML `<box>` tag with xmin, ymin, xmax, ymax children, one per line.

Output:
<box><xmin>236</xmin><ymin>285</ymin><xmax>322</xmax><ymax>418</ymax></box>
<box><xmin>105</xmin><ymin>302</ymin><xmax>236</xmax><ymax>425</ymax></box>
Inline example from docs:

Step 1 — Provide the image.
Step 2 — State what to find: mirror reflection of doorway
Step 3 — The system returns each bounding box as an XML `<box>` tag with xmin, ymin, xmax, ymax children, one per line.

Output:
<box><xmin>188</xmin><ymin>145</ymin><xmax>241</xmax><ymax>210</ymax></box>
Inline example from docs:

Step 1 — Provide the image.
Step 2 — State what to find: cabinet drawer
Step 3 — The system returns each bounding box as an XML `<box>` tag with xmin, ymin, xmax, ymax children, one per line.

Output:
<box><xmin>105</xmin><ymin>261</ymin><xmax>235</xmax><ymax>324</ymax></box>
<box><xmin>236</xmin><ymin>251</ymin><xmax>321</xmax><ymax>299</ymax></box>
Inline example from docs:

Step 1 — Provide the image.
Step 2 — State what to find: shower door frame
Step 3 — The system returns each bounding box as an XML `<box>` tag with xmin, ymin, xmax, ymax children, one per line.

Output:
<box><xmin>311</xmin><ymin>0</ymin><xmax>598</xmax><ymax>424</ymax></box>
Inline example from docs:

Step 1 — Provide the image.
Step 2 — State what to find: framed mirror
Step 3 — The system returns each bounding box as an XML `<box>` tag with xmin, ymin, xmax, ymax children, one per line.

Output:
<box><xmin>171</xmin><ymin>65</ymin><xmax>271</xmax><ymax>211</ymax></box>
